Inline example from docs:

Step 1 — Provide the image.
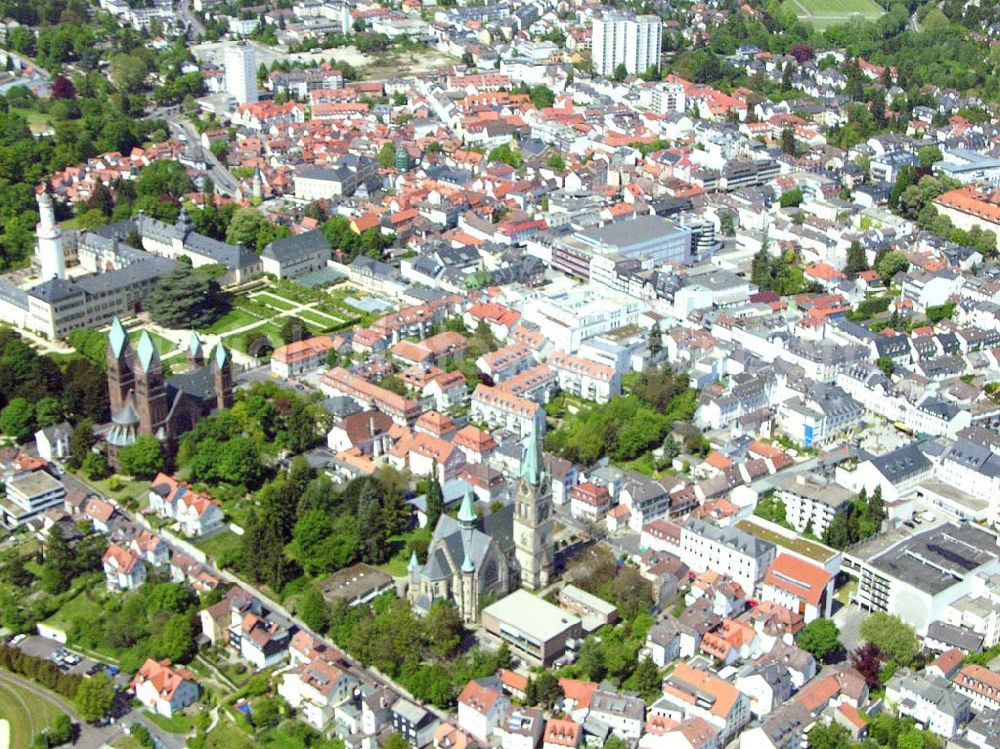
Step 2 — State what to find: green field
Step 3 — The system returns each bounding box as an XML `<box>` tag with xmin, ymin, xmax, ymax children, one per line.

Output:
<box><xmin>129</xmin><ymin>330</ymin><xmax>177</xmax><ymax>355</ymax></box>
<box><xmin>782</xmin><ymin>0</ymin><xmax>884</xmax><ymax>30</ymax></box>
<box><xmin>0</xmin><ymin>676</ymin><xmax>65</xmax><ymax>749</ymax></box>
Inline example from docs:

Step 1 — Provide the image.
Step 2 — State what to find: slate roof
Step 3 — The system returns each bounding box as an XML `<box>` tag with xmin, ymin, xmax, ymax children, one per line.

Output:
<box><xmin>262</xmin><ymin>229</ymin><xmax>331</xmax><ymax>262</ymax></box>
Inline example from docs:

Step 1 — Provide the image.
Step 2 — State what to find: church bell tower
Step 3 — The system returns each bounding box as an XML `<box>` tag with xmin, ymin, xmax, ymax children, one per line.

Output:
<box><xmin>513</xmin><ymin>421</ymin><xmax>554</xmax><ymax>590</ymax></box>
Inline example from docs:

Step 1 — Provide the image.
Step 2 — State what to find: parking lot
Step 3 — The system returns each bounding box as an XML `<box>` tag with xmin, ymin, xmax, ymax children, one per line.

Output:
<box><xmin>15</xmin><ymin>635</ymin><xmax>130</xmax><ymax>688</ymax></box>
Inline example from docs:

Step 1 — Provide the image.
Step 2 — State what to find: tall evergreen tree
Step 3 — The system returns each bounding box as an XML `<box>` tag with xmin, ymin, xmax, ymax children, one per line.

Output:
<box><xmin>425</xmin><ymin>468</ymin><xmax>445</xmax><ymax>530</ymax></box>
<box><xmin>845</xmin><ymin>241</ymin><xmax>868</xmax><ymax>278</ymax></box>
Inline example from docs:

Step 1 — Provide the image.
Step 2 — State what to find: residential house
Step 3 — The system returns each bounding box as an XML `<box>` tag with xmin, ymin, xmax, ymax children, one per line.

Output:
<box><xmin>759</xmin><ymin>554</ymin><xmax>835</xmax><ymax>623</ymax></box>
<box><xmin>886</xmin><ymin>669</ymin><xmax>971</xmax><ymax>738</ymax></box>
<box><xmin>147</xmin><ymin>473</ymin><xmax>224</xmax><ymax>538</ymax></box>
<box><xmin>458</xmin><ymin>680</ymin><xmax>510</xmax><ymax>743</ymax></box>
<box><xmin>131</xmin><ymin>659</ymin><xmax>199</xmax><ymax>718</ymax></box>
<box><xmin>102</xmin><ymin>542</ymin><xmax>146</xmax><ymax>591</ymax></box>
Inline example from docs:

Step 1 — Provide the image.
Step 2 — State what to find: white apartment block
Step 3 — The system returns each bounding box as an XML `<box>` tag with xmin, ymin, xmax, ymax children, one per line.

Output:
<box><xmin>775</xmin><ymin>474</ymin><xmax>853</xmax><ymax>538</ymax></box>
<box><xmin>592</xmin><ymin>14</ymin><xmax>662</xmax><ymax>78</ymax></box>
<box><xmin>470</xmin><ymin>384</ymin><xmax>544</xmax><ymax>439</ymax></box>
<box><xmin>225</xmin><ymin>43</ymin><xmax>258</xmax><ymax>104</ymax></box>
<box><xmin>547</xmin><ymin>351</ymin><xmax>621</xmax><ymax>403</ymax></box>
<box><xmin>651</xmin><ymin>82</ymin><xmax>686</xmax><ymax>114</ymax></box>
<box><xmin>679</xmin><ymin>519</ymin><xmax>776</xmax><ymax>597</ymax></box>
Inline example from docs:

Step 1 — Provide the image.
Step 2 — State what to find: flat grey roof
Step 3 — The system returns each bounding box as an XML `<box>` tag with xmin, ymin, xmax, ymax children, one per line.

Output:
<box><xmin>577</xmin><ymin>215</ymin><xmax>686</xmax><ymax>248</ymax></box>
<box><xmin>870</xmin><ymin>522</ymin><xmax>999</xmax><ymax>595</ymax></box>
<box><xmin>483</xmin><ymin>589</ymin><xmax>581</xmax><ymax>642</ymax></box>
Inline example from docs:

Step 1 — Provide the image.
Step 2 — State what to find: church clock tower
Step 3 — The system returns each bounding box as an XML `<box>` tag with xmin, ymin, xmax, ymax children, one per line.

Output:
<box><xmin>513</xmin><ymin>422</ymin><xmax>554</xmax><ymax>590</ymax></box>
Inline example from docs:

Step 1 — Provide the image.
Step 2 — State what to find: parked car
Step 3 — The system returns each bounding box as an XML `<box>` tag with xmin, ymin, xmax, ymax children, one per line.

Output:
<box><xmin>9</xmin><ymin>634</ymin><xmax>26</xmax><ymax>646</ymax></box>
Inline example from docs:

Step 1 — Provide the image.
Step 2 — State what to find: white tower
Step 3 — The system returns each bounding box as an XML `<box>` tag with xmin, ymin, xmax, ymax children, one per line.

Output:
<box><xmin>341</xmin><ymin>3</ymin><xmax>351</xmax><ymax>35</ymax></box>
<box><xmin>224</xmin><ymin>43</ymin><xmax>258</xmax><ymax>105</ymax></box>
<box><xmin>36</xmin><ymin>187</ymin><xmax>65</xmax><ymax>281</ymax></box>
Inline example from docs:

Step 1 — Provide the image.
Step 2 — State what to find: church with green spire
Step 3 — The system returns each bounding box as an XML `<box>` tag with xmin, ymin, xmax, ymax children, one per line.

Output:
<box><xmin>105</xmin><ymin>320</ymin><xmax>234</xmax><ymax>470</ymax></box>
<box><xmin>406</xmin><ymin>424</ymin><xmax>554</xmax><ymax>623</ymax></box>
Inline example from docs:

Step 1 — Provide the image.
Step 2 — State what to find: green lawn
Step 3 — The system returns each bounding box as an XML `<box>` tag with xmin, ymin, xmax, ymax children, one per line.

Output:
<box><xmin>0</xmin><ymin>673</ymin><xmax>66</xmax><ymax>749</ymax></box>
<box><xmin>77</xmin><ymin>472</ymin><xmax>149</xmax><ymax>505</ymax></box>
<box><xmin>781</xmin><ymin>0</ymin><xmax>883</xmax><ymax>30</ymax></box>
<box><xmin>194</xmin><ymin>531</ymin><xmax>243</xmax><ymax>563</ymax></box>
<box><xmin>42</xmin><ymin>585</ymin><xmax>107</xmax><ymax>636</ymax></box>
<box><xmin>222</xmin><ymin>322</ymin><xmax>283</xmax><ymax>354</ymax></box>
<box><xmin>296</xmin><ymin>309</ymin><xmax>342</xmax><ymax>331</ymax></box>
<box><xmin>204</xmin><ymin>718</ymin><xmax>254</xmax><ymax>749</ymax></box>
<box><xmin>376</xmin><ymin>528</ymin><xmax>431</xmax><ymax>577</ymax></box>
<box><xmin>129</xmin><ymin>330</ymin><xmax>177</xmax><ymax>355</ymax></box>
<box><xmin>736</xmin><ymin>520</ymin><xmax>836</xmax><ymax>563</ymax></box>
<box><xmin>113</xmin><ymin>737</ymin><xmax>148</xmax><ymax>749</ymax></box>
<box><xmin>202</xmin><ymin>308</ymin><xmax>261</xmax><ymax>335</ymax></box>
<box><xmin>252</xmin><ymin>292</ymin><xmax>298</xmax><ymax>312</ymax></box>
<box><xmin>143</xmin><ymin>710</ymin><xmax>196</xmax><ymax>734</ymax></box>
<box><xmin>11</xmin><ymin>107</ymin><xmax>53</xmax><ymax>134</ymax></box>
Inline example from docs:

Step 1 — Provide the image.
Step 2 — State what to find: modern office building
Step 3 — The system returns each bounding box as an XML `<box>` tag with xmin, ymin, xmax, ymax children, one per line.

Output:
<box><xmin>225</xmin><ymin>42</ymin><xmax>258</xmax><ymax>104</ymax></box>
<box><xmin>852</xmin><ymin>522</ymin><xmax>1000</xmax><ymax>635</ymax></box>
<box><xmin>592</xmin><ymin>14</ymin><xmax>662</xmax><ymax>78</ymax></box>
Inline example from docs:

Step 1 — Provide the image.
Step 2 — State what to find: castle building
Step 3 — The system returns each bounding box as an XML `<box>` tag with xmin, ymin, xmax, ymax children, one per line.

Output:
<box><xmin>407</xmin><ymin>424</ymin><xmax>554</xmax><ymax>622</ymax></box>
<box><xmin>0</xmin><ymin>203</ymin><xmax>261</xmax><ymax>341</ymax></box>
<box><xmin>106</xmin><ymin>320</ymin><xmax>234</xmax><ymax>469</ymax></box>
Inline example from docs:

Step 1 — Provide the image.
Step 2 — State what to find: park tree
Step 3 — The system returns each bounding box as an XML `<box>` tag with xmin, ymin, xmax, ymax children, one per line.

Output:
<box><xmin>860</xmin><ymin>612</ymin><xmax>918</xmax><ymax>665</ymax></box>
<box><xmin>612</xmin><ymin>63</ymin><xmax>628</xmax><ymax>82</ymax></box>
<box><xmin>118</xmin><ymin>435</ymin><xmax>165</xmax><ymax>479</ymax></box>
<box><xmin>796</xmin><ymin>618</ymin><xmax>841</xmax><ymax>663</ymax></box>
<box><xmin>68</xmin><ymin>420</ymin><xmax>97</xmax><ymax>469</ymax></box>
<box><xmin>75</xmin><ymin>672</ymin><xmax>115</xmax><ymax>722</ymax></box>
<box><xmin>135</xmin><ymin>159</ymin><xmax>195</xmax><ymax>199</ymax></box>
<box><xmin>377</xmin><ymin>142</ymin><xmax>397</xmax><ymax>168</ymax></box>
<box><xmin>876</xmin><ymin>250</ymin><xmax>910</xmax><ymax>281</ymax></box>
<box><xmin>41</xmin><ymin>527</ymin><xmax>76</xmax><ymax>594</ymax></box>
<box><xmin>51</xmin><ymin>74</ymin><xmax>76</xmax><ymax>100</ymax></box>
<box><xmin>291</xmin><ymin>510</ymin><xmax>359</xmax><ymax>575</ymax></box>
<box><xmin>280</xmin><ymin>317</ymin><xmax>312</xmax><ymax>345</ymax></box>
<box><xmin>850</xmin><ymin>642</ymin><xmax>885</xmax><ymax>687</ymax></box>
<box><xmin>845</xmin><ymin>241</ymin><xmax>868</xmax><ymax>278</ymax></box>
<box><xmin>633</xmin><ymin>656</ymin><xmax>662</xmax><ymax>700</ymax></box>
<box><xmin>424</xmin><ymin>601</ymin><xmax>464</xmax><ymax>660</ymax></box>
<box><xmin>47</xmin><ymin>714</ymin><xmax>73</xmax><ymax>746</ymax></box>
<box><xmin>0</xmin><ymin>397</ymin><xmax>35</xmax><ymax>441</ymax></box>
<box><xmin>82</xmin><ymin>451</ymin><xmax>110</xmax><ymax>480</ymax></box>
<box><xmin>35</xmin><ymin>396</ymin><xmax>64</xmax><ymax>428</ymax></box>
<box><xmin>780</xmin><ymin>127</ymin><xmax>796</xmax><ymax>155</ymax></box>
<box><xmin>108</xmin><ymin>53</ymin><xmax>149</xmax><ymax>94</ymax></box>
<box><xmin>146</xmin><ymin>266</ymin><xmax>230</xmax><ymax>329</ymax></box>
<box><xmin>425</xmin><ymin>472</ymin><xmax>445</xmax><ymax>530</ymax></box>
<box><xmin>298</xmin><ymin>586</ymin><xmax>330</xmax><ymax>633</ymax></box>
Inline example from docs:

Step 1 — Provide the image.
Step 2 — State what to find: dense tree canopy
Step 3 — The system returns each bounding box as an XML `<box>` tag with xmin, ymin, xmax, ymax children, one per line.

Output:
<box><xmin>146</xmin><ymin>266</ymin><xmax>231</xmax><ymax>329</ymax></box>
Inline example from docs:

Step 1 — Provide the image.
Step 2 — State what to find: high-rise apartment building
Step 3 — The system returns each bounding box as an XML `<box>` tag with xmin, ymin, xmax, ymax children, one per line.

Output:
<box><xmin>592</xmin><ymin>14</ymin><xmax>662</xmax><ymax>78</ymax></box>
<box><xmin>224</xmin><ymin>42</ymin><xmax>258</xmax><ymax>104</ymax></box>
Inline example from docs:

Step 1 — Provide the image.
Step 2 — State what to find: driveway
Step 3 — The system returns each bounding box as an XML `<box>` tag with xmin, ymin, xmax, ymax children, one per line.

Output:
<box><xmin>834</xmin><ymin>602</ymin><xmax>867</xmax><ymax>653</ymax></box>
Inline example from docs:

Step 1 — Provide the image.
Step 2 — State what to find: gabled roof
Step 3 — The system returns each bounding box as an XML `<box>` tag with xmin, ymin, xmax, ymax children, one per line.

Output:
<box><xmin>762</xmin><ymin>554</ymin><xmax>834</xmax><ymax>607</ymax></box>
